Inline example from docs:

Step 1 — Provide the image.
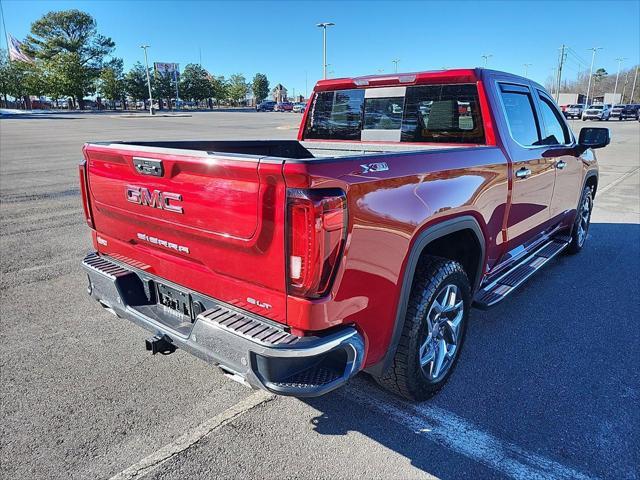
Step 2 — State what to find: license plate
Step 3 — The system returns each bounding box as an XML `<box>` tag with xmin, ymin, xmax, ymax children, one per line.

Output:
<box><xmin>156</xmin><ymin>283</ymin><xmax>192</xmax><ymax>319</ymax></box>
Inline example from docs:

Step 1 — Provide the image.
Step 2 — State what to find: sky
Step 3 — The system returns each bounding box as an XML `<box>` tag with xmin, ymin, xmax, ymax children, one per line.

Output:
<box><xmin>1</xmin><ymin>0</ymin><xmax>639</xmax><ymax>97</ymax></box>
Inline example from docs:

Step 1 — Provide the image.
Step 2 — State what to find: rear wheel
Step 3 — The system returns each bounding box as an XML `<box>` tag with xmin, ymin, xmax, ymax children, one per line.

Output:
<box><xmin>567</xmin><ymin>185</ymin><xmax>593</xmax><ymax>254</ymax></box>
<box><xmin>375</xmin><ymin>257</ymin><xmax>470</xmax><ymax>401</ymax></box>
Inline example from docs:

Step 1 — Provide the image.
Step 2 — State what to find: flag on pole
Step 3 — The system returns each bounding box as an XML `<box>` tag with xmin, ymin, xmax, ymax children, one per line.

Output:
<box><xmin>8</xmin><ymin>34</ymin><xmax>34</xmax><ymax>63</ymax></box>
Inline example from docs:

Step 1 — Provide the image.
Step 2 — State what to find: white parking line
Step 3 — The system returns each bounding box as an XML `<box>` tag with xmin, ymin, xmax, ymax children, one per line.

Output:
<box><xmin>346</xmin><ymin>385</ymin><xmax>597</xmax><ymax>480</ymax></box>
<box><xmin>110</xmin><ymin>390</ymin><xmax>275</xmax><ymax>480</ymax></box>
<box><xmin>598</xmin><ymin>167</ymin><xmax>640</xmax><ymax>195</ymax></box>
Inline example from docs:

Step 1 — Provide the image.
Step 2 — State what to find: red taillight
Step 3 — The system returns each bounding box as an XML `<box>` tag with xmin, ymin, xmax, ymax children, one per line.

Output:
<box><xmin>287</xmin><ymin>189</ymin><xmax>347</xmax><ymax>298</ymax></box>
<box><xmin>78</xmin><ymin>159</ymin><xmax>94</xmax><ymax>228</ymax></box>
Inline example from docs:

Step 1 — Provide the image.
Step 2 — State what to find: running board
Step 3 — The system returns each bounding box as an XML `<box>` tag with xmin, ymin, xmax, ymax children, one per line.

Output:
<box><xmin>473</xmin><ymin>237</ymin><xmax>570</xmax><ymax>309</ymax></box>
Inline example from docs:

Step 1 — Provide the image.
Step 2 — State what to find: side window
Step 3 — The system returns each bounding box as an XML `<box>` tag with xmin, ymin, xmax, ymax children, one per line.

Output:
<box><xmin>499</xmin><ymin>84</ymin><xmax>541</xmax><ymax>146</ymax></box>
<box><xmin>304</xmin><ymin>89</ymin><xmax>364</xmax><ymax>140</ymax></box>
<box><xmin>537</xmin><ymin>92</ymin><xmax>571</xmax><ymax>145</ymax></box>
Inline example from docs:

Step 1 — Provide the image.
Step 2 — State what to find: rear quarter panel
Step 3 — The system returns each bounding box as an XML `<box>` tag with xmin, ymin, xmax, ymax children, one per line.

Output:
<box><xmin>285</xmin><ymin>146</ymin><xmax>509</xmax><ymax>366</ymax></box>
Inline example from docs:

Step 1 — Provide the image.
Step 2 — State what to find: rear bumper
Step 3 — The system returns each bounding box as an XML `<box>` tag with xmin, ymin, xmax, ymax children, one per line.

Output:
<box><xmin>82</xmin><ymin>252</ymin><xmax>364</xmax><ymax>397</ymax></box>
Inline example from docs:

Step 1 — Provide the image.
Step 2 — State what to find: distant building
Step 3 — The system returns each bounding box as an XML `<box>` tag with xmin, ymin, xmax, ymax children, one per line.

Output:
<box><xmin>603</xmin><ymin>93</ymin><xmax>622</xmax><ymax>105</ymax></box>
<box><xmin>272</xmin><ymin>84</ymin><xmax>288</xmax><ymax>102</ymax></box>
<box><xmin>557</xmin><ymin>93</ymin><xmax>586</xmax><ymax>106</ymax></box>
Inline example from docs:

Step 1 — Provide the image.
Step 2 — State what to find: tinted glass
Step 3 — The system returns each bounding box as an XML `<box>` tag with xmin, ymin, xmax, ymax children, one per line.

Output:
<box><xmin>304</xmin><ymin>89</ymin><xmax>364</xmax><ymax>140</ymax></box>
<box><xmin>499</xmin><ymin>89</ymin><xmax>540</xmax><ymax>146</ymax></box>
<box><xmin>537</xmin><ymin>93</ymin><xmax>570</xmax><ymax>145</ymax></box>
<box><xmin>401</xmin><ymin>84</ymin><xmax>485</xmax><ymax>144</ymax></box>
<box><xmin>364</xmin><ymin>97</ymin><xmax>404</xmax><ymax>130</ymax></box>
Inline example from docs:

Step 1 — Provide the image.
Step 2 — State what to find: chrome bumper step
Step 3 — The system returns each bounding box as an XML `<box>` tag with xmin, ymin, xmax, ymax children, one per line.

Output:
<box><xmin>82</xmin><ymin>252</ymin><xmax>365</xmax><ymax>397</ymax></box>
<box><xmin>474</xmin><ymin>237</ymin><xmax>569</xmax><ymax>309</ymax></box>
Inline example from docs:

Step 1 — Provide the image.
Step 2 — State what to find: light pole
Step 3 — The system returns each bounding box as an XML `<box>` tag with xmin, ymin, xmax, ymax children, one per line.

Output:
<box><xmin>481</xmin><ymin>54</ymin><xmax>493</xmax><ymax>68</ymax></box>
<box><xmin>140</xmin><ymin>45</ymin><xmax>154</xmax><ymax>116</ymax></box>
<box><xmin>316</xmin><ymin>22</ymin><xmax>335</xmax><ymax>79</ymax></box>
<box><xmin>585</xmin><ymin>47</ymin><xmax>602</xmax><ymax>108</ymax></box>
<box><xmin>523</xmin><ymin>63</ymin><xmax>532</xmax><ymax>77</ymax></box>
<box><xmin>392</xmin><ymin>59</ymin><xmax>400</xmax><ymax>73</ymax></box>
<box><xmin>613</xmin><ymin>57</ymin><xmax>626</xmax><ymax>101</ymax></box>
<box><xmin>630</xmin><ymin>65</ymin><xmax>639</xmax><ymax>103</ymax></box>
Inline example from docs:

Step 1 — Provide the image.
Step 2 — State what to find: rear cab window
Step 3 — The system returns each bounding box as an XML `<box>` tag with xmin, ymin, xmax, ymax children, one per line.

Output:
<box><xmin>304</xmin><ymin>89</ymin><xmax>364</xmax><ymax>140</ymax></box>
<box><xmin>303</xmin><ymin>83</ymin><xmax>486</xmax><ymax>144</ymax></box>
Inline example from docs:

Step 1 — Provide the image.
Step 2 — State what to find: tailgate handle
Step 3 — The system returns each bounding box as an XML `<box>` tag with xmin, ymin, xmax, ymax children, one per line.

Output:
<box><xmin>133</xmin><ymin>157</ymin><xmax>164</xmax><ymax>177</ymax></box>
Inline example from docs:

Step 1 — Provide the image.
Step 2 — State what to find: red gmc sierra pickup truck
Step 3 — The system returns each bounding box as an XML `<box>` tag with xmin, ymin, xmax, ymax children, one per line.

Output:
<box><xmin>80</xmin><ymin>69</ymin><xmax>610</xmax><ymax>400</ymax></box>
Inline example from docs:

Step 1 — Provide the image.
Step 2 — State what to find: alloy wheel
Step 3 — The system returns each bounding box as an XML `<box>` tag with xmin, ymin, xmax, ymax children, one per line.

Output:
<box><xmin>419</xmin><ymin>284</ymin><xmax>464</xmax><ymax>382</ymax></box>
<box><xmin>576</xmin><ymin>193</ymin><xmax>592</xmax><ymax>247</ymax></box>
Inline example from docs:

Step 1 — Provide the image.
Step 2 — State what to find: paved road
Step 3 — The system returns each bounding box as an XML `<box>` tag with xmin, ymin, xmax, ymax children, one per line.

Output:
<box><xmin>1</xmin><ymin>112</ymin><xmax>638</xmax><ymax>480</ymax></box>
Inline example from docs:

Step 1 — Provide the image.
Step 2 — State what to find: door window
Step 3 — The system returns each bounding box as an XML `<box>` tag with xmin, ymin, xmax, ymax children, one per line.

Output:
<box><xmin>499</xmin><ymin>84</ymin><xmax>541</xmax><ymax>146</ymax></box>
<box><xmin>537</xmin><ymin>92</ymin><xmax>571</xmax><ymax>145</ymax></box>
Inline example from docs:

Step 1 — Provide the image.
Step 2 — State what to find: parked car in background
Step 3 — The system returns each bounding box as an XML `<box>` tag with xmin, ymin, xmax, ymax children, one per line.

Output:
<box><xmin>616</xmin><ymin>104</ymin><xmax>640</xmax><ymax>120</ymax></box>
<box><xmin>256</xmin><ymin>100</ymin><xmax>276</xmax><ymax>112</ymax></box>
<box><xmin>564</xmin><ymin>104</ymin><xmax>584</xmax><ymax>119</ymax></box>
<box><xmin>274</xmin><ymin>102</ymin><xmax>294</xmax><ymax>112</ymax></box>
<box><xmin>582</xmin><ymin>104</ymin><xmax>611</xmax><ymax>121</ymax></box>
<box><xmin>292</xmin><ymin>102</ymin><xmax>307</xmax><ymax>113</ymax></box>
<box><xmin>611</xmin><ymin>104</ymin><xmax>625</xmax><ymax>119</ymax></box>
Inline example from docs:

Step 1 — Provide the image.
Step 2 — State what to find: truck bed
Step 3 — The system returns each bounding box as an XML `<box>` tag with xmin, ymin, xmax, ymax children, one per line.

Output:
<box><xmin>91</xmin><ymin>139</ymin><xmax>464</xmax><ymax>161</ymax></box>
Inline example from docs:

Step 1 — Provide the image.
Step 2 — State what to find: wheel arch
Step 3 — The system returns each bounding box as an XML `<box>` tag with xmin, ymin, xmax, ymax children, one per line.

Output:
<box><xmin>585</xmin><ymin>171</ymin><xmax>598</xmax><ymax>198</ymax></box>
<box><xmin>366</xmin><ymin>215</ymin><xmax>486</xmax><ymax>376</ymax></box>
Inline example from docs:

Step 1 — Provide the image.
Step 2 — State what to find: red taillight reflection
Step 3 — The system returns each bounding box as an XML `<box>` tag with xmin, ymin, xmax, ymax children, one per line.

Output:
<box><xmin>78</xmin><ymin>159</ymin><xmax>94</xmax><ymax>228</ymax></box>
<box><xmin>287</xmin><ymin>189</ymin><xmax>347</xmax><ymax>298</ymax></box>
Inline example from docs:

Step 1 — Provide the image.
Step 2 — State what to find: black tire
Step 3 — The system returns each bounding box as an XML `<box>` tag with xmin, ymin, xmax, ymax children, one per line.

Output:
<box><xmin>375</xmin><ymin>256</ymin><xmax>471</xmax><ymax>401</ymax></box>
<box><xmin>567</xmin><ymin>185</ymin><xmax>593</xmax><ymax>254</ymax></box>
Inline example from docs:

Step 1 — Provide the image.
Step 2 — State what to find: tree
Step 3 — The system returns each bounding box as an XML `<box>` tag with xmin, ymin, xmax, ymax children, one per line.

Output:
<box><xmin>153</xmin><ymin>71</ymin><xmax>175</xmax><ymax>110</ymax></box>
<box><xmin>124</xmin><ymin>62</ymin><xmax>150</xmax><ymax>108</ymax></box>
<box><xmin>23</xmin><ymin>9</ymin><xmax>115</xmax><ymax>109</ymax></box>
<box><xmin>227</xmin><ymin>74</ymin><xmax>248</xmax><ymax>105</ymax></box>
<box><xmin>251</xmin><ymin>73</ymin><xmax>269</xmax><ymax>103</ymax></box>
<box><xmin>180</xmin><ymin>64</ymin><xmax>213</xmax><ymax>105</ymax></box>
<box><xmin>0</xmin><ymin>55</ymin><xmax>47</xmax><ymax>109</ymax></box>
<box><xmin>210</xmin><ymin>75</ymin><xmax>228</xmax><ymax>106</ymax></box>
<box><xmin>44</xmin><ymin>52</ymin><xmax>96</xmax><ymax>108</ymax></box>
<box><xmin>0</xmin><ymin>51</ymin><xmax>11</xmax><ymax>106</ymax></box>
<box><xmin>592</xmin><ymin>68</ymin><xmax>608</xmax><ymax>96</ymax></box>
<box><xmin>98</xmin><ymin>58</ymin><xmax>124</xmax><ymax>109</ymax></box>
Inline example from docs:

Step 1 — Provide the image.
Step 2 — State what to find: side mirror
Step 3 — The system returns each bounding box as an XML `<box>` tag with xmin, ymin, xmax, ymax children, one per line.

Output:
<box><xmin>578</xmin><ymin>127</ymin><xmax>611</xmax><ymax>149</ymax></box>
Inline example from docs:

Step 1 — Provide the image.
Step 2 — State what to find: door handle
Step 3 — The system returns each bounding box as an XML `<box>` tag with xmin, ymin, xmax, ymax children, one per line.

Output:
<box><xmin>556</xmin><ymin>160</ymin><xmax>567</xmax><ymax>170</ymax></box>
<box><xmin>515</xmin><ymin>167</ymin><xmax>532</xmax><ymax>179</ymax></box>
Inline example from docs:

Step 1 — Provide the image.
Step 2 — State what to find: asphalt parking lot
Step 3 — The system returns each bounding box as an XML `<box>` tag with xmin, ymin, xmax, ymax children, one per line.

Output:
<box><xmin>1</xmin><ymin>111</ymin><xmax>638</xmax><ymax>480</ymax></box>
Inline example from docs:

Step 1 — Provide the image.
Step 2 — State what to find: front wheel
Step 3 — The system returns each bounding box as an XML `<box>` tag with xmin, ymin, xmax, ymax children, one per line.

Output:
<box><xmin>375</xmin><ymin>257</ymin><xmax>470</xmax><ymax>401</ymax></box>
<box><xmin>567</xmin><ymin>185</ymin><xmax>593</xmax><ymax>254</ymax></box>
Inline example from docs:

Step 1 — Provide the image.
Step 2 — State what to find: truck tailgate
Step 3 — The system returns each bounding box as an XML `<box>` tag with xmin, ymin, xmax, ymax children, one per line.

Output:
<box><xmin>83</xmin><ymin>143</ymin><xmax>288</xmax><ymax>323</ymax></box>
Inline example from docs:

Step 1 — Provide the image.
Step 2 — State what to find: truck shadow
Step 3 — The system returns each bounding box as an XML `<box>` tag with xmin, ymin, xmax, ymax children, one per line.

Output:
<box><xmin>302</xmin><ymin>222</ymin><xmax>640</xmax><ymax>480</ymax></box>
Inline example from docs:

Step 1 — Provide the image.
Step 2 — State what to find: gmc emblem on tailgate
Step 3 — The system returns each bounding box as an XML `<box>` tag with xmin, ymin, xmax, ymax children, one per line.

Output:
<box><xmin>126</xmin><ymin>186</ymin><xmax>184</xmax><ymax>214</ymax></box>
